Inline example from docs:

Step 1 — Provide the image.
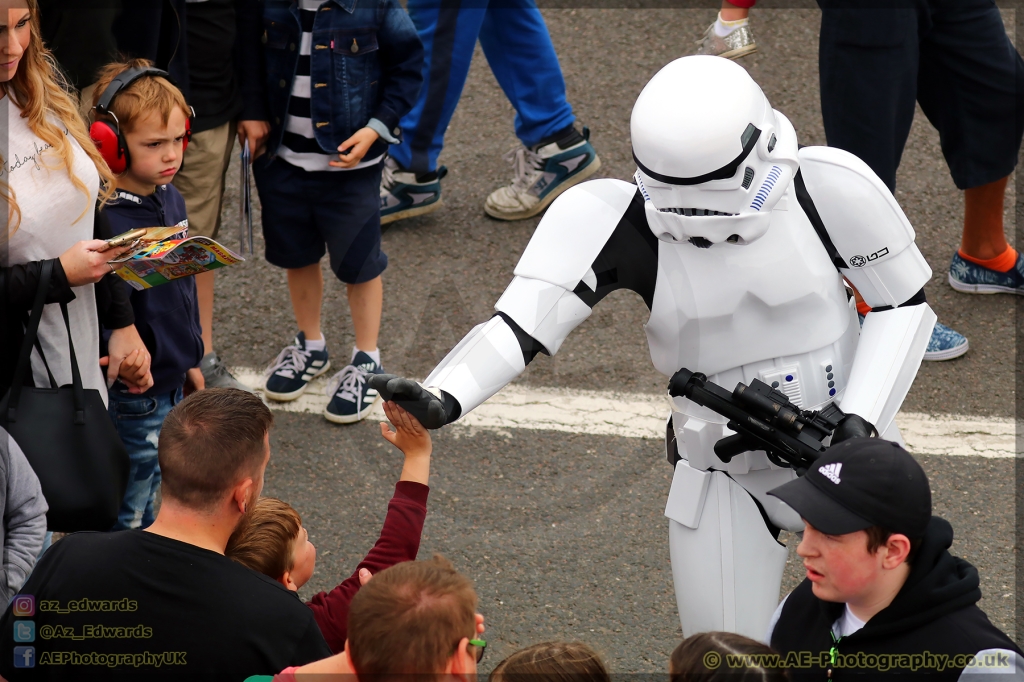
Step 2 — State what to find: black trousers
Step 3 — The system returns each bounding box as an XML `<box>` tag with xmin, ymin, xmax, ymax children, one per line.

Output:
<box><xmin>818</xmin><ymin>0</ymin><xmax>1024</xmax><ymax>192</ymax></box>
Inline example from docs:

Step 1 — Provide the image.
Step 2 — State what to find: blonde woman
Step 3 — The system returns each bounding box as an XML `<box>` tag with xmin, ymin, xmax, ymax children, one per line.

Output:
<box><xmin>0</xmin><ymin>0</ymin><xmax>151</xmax><ymax>401</ymax></box>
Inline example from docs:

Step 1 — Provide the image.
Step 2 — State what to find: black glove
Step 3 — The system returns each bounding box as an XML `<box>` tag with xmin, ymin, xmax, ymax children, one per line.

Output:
<box><xmin>831</xmin><ymin>413</ymin><xmax>878</xmax><ymax>445</ymax></box>
<box><xmin>367</xmin><ymin>374</ymin><xmax>454</xmax><ymax>429</ymax></box>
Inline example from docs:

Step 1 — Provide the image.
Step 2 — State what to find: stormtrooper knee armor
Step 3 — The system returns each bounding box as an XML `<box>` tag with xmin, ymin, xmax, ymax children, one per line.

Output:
<box><xmin>391</xmin><ymin>56</ymin><xmax>935</xmax><ymax>640</ymax></box>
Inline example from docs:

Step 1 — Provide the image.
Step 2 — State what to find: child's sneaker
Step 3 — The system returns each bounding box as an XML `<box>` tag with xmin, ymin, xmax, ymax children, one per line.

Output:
<box><xmin>859</xmin><ymin>313</ymin><xmax>968</xmax><ymax>362</ymax></box>
<box><xmin>324</xmin><ymin>351</ymin><xmax>385</xmax><ymax>424</ymax></box>
<box><xmin>484</xmin><ymin>126</ymin><xmax>601</xmax><ymax>221</ymax></box>
<box><xmin>380</xmin><ymin>156</ymin><xmax>447</xmax><ymax>224</ymax></box>
<box><xmin>948</xmin><ymin>251</ymin><xmax>1024</xmax><ymax>294</ymax></box>
<box><xmin>263</xmin><ymin>332</ymin><xmax>331</xmax><ymax>401</ymax></box>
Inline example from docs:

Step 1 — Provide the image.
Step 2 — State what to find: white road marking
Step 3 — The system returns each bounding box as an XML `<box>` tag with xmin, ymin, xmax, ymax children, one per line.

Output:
<box><xmin>232</xmin><ymin>368</ymin><xmax>1017</xmax><ymax>458</ymax></box>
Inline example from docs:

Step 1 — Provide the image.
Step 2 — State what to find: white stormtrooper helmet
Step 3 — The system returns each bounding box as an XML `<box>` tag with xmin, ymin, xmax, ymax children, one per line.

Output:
<box><xmin>631</xmin><ymin>56</ymin><xmax>800</xmax><ymax>246</ymax></box>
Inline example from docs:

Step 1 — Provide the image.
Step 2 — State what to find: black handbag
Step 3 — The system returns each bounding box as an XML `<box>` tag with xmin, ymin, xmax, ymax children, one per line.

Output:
<box><xmin>0</xmin><ymin>260</ymin><xmax>130</xmax><ymax>532</ymax></box>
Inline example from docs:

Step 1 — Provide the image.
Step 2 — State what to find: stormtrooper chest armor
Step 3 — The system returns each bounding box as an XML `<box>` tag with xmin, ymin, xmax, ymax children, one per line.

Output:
<box><xmin>645</xmin><ymin>187</ymin><xmax>859</xmax><ymax>416</ymax></box>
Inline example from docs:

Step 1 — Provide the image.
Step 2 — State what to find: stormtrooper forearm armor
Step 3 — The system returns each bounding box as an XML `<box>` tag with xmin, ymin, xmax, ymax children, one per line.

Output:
<box><xmin>798</xmin><ymin>146</ymin><xmax>936</xmax><ymax>435</ymax></box>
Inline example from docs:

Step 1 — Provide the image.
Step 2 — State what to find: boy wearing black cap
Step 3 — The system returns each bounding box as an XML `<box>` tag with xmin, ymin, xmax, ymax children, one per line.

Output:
<box><xmin>764</xmin><ymin>437</ymin><xmax>1022</xmax><ymax>680</ymax></box>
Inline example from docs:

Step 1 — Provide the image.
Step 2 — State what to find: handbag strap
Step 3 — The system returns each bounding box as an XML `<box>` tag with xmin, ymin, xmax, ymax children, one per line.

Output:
<box><xmin>59</xmin><ymin>301</ymin><xmax>87</xmax><ymax>425</ymax></box>
<box><xmin>6</xmin><ymin>259</ymin><xmax>54</xmax><ymax>420</ymax></box>
<box><xmin>31</xmin><ymin>339</ymin><xmax>58</xmax><ymax>389</ymax></box>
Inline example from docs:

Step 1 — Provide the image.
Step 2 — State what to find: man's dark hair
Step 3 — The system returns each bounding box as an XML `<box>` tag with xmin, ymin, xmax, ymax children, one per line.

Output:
<box><xmin>865</xmin><ymin>526</ymin><xmax>923</xmax><ymax>566</ymax></box>
<box><xmin>348</xmin><ymin>555</ymin><xmax>477</xmax><ymax>675</ymax></box>
<box><xmin>158</xmin><ymin>388</ymin><xmax>273</xmax><ymax>510</ymax></box>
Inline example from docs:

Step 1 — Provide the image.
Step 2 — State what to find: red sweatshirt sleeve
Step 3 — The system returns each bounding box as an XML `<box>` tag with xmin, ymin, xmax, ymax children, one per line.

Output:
<box><xmin>306</xmin><ymin>481</ymin><xmax>429</xmax><ymax>653</ymax></box>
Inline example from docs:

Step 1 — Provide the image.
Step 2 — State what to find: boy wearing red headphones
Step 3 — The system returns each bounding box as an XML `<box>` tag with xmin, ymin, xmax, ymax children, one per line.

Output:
<box><xmin>89</xmin><ymin>59</ymin><xmax>206</xmax><ymax>531</ymax></box>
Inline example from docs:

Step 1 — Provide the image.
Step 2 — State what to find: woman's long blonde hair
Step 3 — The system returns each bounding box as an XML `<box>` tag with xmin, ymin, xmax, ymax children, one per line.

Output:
<box><xmin>3</xmin><ymin>0</ymin><xmax>116</xmax><ymax>233</ymax></box>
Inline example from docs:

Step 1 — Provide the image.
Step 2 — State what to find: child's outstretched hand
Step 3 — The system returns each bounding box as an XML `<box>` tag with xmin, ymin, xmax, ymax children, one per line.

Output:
<box><xmin>380</xmin><ymin>401</ymin><xmax>431</xmax><ymax>485</ymax></box>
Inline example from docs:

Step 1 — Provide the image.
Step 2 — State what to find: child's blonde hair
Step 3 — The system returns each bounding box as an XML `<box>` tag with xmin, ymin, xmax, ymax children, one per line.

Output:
<box><xmin>491</xmin><ymin>642</ymin><xmax>611</xmax><ymax>682</ymax></box>
<box><xmin>91</xmin><ymin>58</ymin><xmax>191</xmax><ymax>135</ymax></box>
<box><xmin>226</xmin><ymin>497</ymin><xmax>302</xmax><ymax>580</ymax></box>
<box><xmin>3</xmin><ymin>0</ymin><xmax>116</xmax><ymax>232</ymax></box>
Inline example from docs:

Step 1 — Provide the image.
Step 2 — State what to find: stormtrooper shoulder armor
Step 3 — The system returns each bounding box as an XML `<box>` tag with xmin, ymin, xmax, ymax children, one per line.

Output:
<box><xmin>797</xmin><ymin>146</ymin><xmax>932</xmax><ymax>308</ymax></box>
<box><xmin>423</xmin><ymin>178</ymin><xmax>640</xmax><ymax>417</ymax></box>
<box><xmin>512</xmin><ymin>178</ymin><xmax>638</xmax><ymax>288</ymax></box>
<box><xmin>494</xmin><ymin>177</ymin><xmax>641</xmax><ymax>356</ymax></box>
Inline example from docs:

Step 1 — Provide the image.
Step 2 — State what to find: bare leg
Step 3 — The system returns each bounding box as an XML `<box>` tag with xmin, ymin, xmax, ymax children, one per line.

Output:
<box><xmin>196</xmin><ymin>270</ymin><xmax>215</xmax><ymax>354</ymax></box>
<box><xmin>287</xmin><ymin>263</ymin><xmax>324</xmax><ymax>341</ymax></box>
<box><xmin>960</xmin><ymin>175</ymin><xmax>1010</xmax><ymax>261</ymax></box>
<box><xmin>720</xmin><ymin>0</ymin><xmax>749</xmax><ymax>21</ymax></box>
<box><xmin>347</xmin><ymin>275</ymin><xmax>383</xmax><ymax>353</ymax></box>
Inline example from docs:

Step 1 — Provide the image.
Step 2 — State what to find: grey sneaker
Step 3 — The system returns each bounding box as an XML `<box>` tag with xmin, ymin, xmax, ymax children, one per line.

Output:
<box><xmin>484</xmin><ymin>126</ymin><xmax>601</xmax><ymax>221</ymax></box>
<box><xmin>695</xmin><ymin>22</ymin><xmax>757</xmax><ymax>60</ymax></box>
<box><xmin>199</xmin><ymin>352</ymin><xmax>253</xmax><ymax>392</ymax></box>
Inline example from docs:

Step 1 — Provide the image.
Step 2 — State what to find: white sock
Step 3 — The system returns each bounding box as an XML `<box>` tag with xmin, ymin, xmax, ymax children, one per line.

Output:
<box><xmin>305</xmin><ymin>336</ymin><xmax>326</xmax><ymax>351</ymax></box>
<box><xmin>714</xmin><ymin>12</ymin><xmax>748</xmax><ymax>37</ymax></box>
<box><xmin>353</xmin><ymin>346</ymin><xmax>381</xmax><ymax>365</ymax></box>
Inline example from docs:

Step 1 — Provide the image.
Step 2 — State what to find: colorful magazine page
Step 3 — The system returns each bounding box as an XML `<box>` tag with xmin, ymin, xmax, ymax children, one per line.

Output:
<box><xmin>112</xmin><ymin>236</ymin><xmax>244</xmax><ymax>290</ymax></box>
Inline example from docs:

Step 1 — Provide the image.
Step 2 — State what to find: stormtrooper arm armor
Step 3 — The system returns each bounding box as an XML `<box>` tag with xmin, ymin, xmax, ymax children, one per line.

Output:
<box><xmin>797</xmin><ymin>146</ymin><xmax>936</xmax><ymax>436</ymax></box>
<box><xmin>423</xmin><ymin>179</ymin><xmax>657</xmax><ymax>421</ymax></box>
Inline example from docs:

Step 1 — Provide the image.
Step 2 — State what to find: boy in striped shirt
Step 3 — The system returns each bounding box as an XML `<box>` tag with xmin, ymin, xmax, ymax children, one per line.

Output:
<box><xmin>247</xmin><ymin>0</ymin><xmax>422</xmax><ymax>423</ymax></box>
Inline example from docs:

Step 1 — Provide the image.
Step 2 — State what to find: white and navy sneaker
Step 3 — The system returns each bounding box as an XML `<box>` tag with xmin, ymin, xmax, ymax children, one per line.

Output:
<box><xmin>484</xmin><ymin>126</ymin><xmax>601</xmax><ymax>221</ymax></box>
<box><xmin>380</xmin><ymin>156</ymin><xmax>447</xmax><ymax>225</ymax></box>
<box><xmin>324</xmin><ymin>351</ymin><xmax>384</xmax><ymax>424</ymax></box>
<box><xmin>263</xmin><ymin>332</ymin><xmax>331</xmax><ymax>401</ymax></box>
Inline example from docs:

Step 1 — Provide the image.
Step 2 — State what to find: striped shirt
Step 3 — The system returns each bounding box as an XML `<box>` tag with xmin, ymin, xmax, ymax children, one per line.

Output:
<box><xmin>278</xmin><ymin>0</ymin><xmax>383</xmax><ymax>172</ymax></box>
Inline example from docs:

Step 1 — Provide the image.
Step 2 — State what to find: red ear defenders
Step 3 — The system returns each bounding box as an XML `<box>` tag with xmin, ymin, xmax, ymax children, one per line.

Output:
<box><xmin>88</xmin><ymin>66</ymin><xmax>194</xmax><ymax>174</ymax></box>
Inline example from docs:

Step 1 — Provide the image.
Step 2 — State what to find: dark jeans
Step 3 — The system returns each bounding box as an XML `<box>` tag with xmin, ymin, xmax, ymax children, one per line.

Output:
<box><xmin>818</xmin><ymin>0</ymin><xmax>1024</xmax><ymax>191</ymax></box>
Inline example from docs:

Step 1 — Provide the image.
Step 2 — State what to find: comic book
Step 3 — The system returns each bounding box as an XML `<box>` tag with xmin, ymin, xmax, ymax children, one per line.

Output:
<box><xmin>108</xmin><ymin>227</ymin><xmax>244</xmax><ymax>290</ymax></box>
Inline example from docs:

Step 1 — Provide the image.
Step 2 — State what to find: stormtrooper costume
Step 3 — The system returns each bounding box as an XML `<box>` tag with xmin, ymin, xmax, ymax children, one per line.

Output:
<box><xmin>374</xmin><ymin>56</ymin><xmax>936</xmax><ymax>639</ymax></box>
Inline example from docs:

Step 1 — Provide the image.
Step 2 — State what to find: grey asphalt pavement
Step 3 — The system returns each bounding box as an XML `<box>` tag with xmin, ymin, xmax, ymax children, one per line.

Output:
<box><xmin>206</xmin><ymin>8</ymin><xmax>1019</xmax><ymax>671</ymax></box>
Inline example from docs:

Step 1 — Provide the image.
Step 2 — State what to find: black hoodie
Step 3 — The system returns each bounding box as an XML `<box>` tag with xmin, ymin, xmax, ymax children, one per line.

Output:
<box><xmin>770</xmin><ymin>517</ymin><xmax>1021</xmax><ymax>680</ymax></box>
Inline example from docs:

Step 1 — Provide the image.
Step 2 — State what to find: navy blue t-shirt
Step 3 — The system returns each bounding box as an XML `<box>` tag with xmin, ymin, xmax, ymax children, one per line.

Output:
<box><xmin>100</xmin><ymin>185</ymin><xmax>204</xmax><ymax>396</ymax></box>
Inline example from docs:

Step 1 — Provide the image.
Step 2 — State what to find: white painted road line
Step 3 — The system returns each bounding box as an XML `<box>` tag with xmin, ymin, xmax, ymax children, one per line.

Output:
<box><xmin>232</xmin><ymin>368</ymin><xmax>1017</xmax><ymax>458</ymax></box>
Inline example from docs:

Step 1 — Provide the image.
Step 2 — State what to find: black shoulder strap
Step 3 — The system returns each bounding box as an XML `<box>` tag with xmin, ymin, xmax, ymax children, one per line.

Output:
<box><xmin>6</xmin><ymin>260</ymin><xmax>53</xmax><ymax>418</ymax></box>
<box><xmin>794</xmin><ymin>169</ymin><xmax>848</xmax><ymax>271</ymax></box>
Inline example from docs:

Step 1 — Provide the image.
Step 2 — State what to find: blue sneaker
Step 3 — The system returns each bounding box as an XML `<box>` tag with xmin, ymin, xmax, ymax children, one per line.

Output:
<box><xmin>858</xmin><ymin>314</ymin><xmax>967</xmax><ymax>362</ymax></box>
<box><xmin>948</xmin><ymin>251</ymin><xmax>1024</xmax><ymax>294</ymax></box>
<box><xmin>380</xmin><ymin>156</ymin><xmax>447</xmax><ymax>225</ymax></box>
<box><xmin>263</xmin><ymin>332</ymin><xmax>331</xmax><ymax>401</ymax></box>
<box><xmin>484</xmin><ymin>126</ymin><xmax>602</xmax><ymax>221</ymax></box>
<box><xmin>923</xmin><ymin>321</ymin><xmax>969</xmax><ymax>361</ymax></box>
<box><xmin>324</xmin><ymin>351</ymin><xmax>384</xmax><ymax>424</ymax></box>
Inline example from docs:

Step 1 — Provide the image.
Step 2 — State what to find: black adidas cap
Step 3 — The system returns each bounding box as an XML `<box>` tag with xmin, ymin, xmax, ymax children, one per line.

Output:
<box><xmin>767</xmin><ymin>437</ymin><xmax>931</xmax><ymax>539</ymax></box>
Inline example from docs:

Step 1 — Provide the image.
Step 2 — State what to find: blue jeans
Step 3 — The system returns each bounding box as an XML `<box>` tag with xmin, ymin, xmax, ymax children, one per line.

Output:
<box><xmin>107</xmin><ymin>388</ymin><xmax>183</xmax><ymax>531</ymax></box>
<box><xmin>390</xmin><ymin>0</ymin><xmax>576</xmax><ymax>173</ymax></box>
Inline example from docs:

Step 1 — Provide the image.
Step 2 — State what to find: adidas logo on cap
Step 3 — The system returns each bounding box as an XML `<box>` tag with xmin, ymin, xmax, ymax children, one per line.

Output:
<box><xmin>819</xmin><ymin>462</ymin><xmax>842</xmax><ymax>485</ymax></box>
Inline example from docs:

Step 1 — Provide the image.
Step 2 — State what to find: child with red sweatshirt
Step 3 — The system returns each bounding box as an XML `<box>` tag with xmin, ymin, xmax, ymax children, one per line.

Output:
<box><xmin>226</xmin><ymin>401</ymin><xmax>430</xmax><ymax>653</ymax></box>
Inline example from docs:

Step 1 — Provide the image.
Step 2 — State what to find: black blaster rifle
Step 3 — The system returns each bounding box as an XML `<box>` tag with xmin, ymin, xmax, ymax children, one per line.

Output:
<box><xmin>667</xmin><ymin>368</ymin><xmax>846</xmax><ymax>475</ymax></box>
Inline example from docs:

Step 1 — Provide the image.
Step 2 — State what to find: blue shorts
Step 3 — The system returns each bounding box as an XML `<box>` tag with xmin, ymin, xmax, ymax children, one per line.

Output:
<box><xmin>253</xmin><ymin>157</ymin><xmax>388</xmax><ymax>284</ymax></box>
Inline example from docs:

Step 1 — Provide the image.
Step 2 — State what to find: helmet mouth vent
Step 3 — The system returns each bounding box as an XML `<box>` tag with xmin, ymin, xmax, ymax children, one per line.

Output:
<box><xmin>688</xmin><ymin>237</ymin><xmax>713</xmax><ymax>249</ymax></box>
<box><xmin>659</xmin><ymin>208</ymin><xmax>738</xmax><ymax>217</ymax></box>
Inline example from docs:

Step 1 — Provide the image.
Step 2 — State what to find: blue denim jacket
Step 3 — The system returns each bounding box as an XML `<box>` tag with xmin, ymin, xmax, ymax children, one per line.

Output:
<box><xmin>256</xmin><ymin>0</ymin><xmax>423</xmax><ymax>160</ymax></box>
